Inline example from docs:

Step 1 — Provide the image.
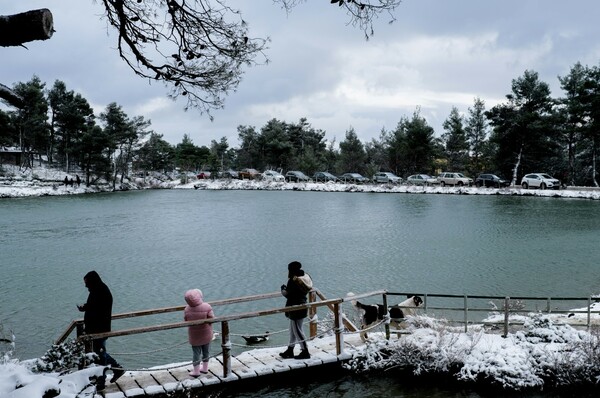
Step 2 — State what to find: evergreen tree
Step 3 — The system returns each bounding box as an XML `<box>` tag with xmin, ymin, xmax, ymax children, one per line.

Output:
<box><xmin>403</xmin><ymin>109</ymin><xmax>436</xmax><ymax>174</ymax></box>
<box><xmin>465</xmin><ymin>97</ymin><xmax>489</xmax><ymax>174</ymax></box>
<box><xmin>135</xmin><ymin>132</ymin><xmax>175</xmax><ymax>173</ymax></box>
<box><xmin>441</xmin><ymin>107</ymin><xmax>469</xmax><ymax>173</ymax></box>
<box><xmin>487</xmin><ymin>70</ymin><xmax>558</xmax><ymax>185</ymax></box>
<box><xmin>8</xmin><ymin>76</ymin><xmax>49</xmax><ymax>167</ymax></box>
<box><xmin>338</xmin><ymin>127</ymin><xmax>366</xmax><ymax>174</ymax></box>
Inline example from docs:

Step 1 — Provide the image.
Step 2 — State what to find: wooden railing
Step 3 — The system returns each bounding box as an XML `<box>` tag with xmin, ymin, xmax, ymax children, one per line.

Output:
<box><xmin>56</xmin><ymin>289</ymin><xmax>386</xmax><ymax>378</ymax></box>
<box><xmin>56</xmin><ymin>290</ymin><xmax>600</xmax><ymax>378</ymax></box>
<box><xmin>388</xmin><ymin>292</ymin><xmax>599</xmax><ymax>337</ymax></box>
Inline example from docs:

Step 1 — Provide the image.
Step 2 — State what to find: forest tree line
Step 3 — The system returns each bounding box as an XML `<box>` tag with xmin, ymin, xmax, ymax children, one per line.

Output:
<box><xmin>1</xmin><ymin>61</ymin><xmax>599</xmax><ymax>187</ymax></box>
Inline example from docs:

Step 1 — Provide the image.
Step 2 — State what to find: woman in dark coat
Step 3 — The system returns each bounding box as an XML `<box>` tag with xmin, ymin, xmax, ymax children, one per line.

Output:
<box><xmin>279</xmin><ymin>261</ymin><xmax>313</xmax><ymax>360</ymax></box>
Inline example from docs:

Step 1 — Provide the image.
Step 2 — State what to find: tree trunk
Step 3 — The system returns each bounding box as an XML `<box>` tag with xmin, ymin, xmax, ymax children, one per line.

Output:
<box><xmin>0</xmin><ymin>83</ymin><xmax>24</xmax><ymax>108</ymax></box>
<box><xmin>0</xmin><ymin>9</ymin><xmax>53</xmax><ymax>108</ymax></box>
<box><xmin>0</xmin><ymin>9</ymin><xmax>54</xmax><ymax>47</ymax></box>
<box><xmin>511</xmin><ymin>145</ymin><xmax>522</xmax><ymax>187</ymax></box>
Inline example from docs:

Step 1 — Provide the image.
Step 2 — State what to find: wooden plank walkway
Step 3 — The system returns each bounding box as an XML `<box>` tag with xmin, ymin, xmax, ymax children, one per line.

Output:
<box><xmin>99</xmin><ymin>333</ymin><xmax>366</xmax><ymax>397</ymax></box>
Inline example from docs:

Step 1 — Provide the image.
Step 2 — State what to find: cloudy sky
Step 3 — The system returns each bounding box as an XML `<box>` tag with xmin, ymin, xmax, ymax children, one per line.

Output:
<box><xmin>3</xmin><ymin>1</ymin><xmax>600</xmax><ymax>148</ymax></box>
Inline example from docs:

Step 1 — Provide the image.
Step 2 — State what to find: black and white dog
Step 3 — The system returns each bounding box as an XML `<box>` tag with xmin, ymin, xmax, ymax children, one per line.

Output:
<box><xmin>349</xmin><ymin>294</ymin><xmax>423</xmax><ymax>341</ymax></box>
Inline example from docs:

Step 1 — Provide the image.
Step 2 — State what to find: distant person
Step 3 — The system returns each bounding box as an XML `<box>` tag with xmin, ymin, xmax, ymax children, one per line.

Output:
<box><xmin>64</xmin><ymin>176</ymin><xmax>69</xmax><ymax>187</ymax></box>
<box><xmin>279</xmin><ymin>261</ymin><xmax>313</xmax><ymax>360</ymax></box>
<box><xmin>184</xmin><ymin>289</ymin><xmax>214</xmax><ymax>377</ymax></box>
<box><xmin>69</xmin><ymin>177</ymin><xmax>74</xmax><ymax>186</ymax></box>
<box><xmin>77</xmin><ymin>271</ymin><xmax>124</xmax><ymax>390</ymax></box>
<box><xmin>76</xmin><ymin>175</ymin><xmax>81</xmax><ymax>187</ymax></box>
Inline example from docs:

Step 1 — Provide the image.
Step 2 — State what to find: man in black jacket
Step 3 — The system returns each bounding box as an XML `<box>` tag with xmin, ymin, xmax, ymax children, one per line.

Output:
<box><xmin>78</xmin><ymin>270</ymin><xmax>124</xmax><ymax>390</ymax></box>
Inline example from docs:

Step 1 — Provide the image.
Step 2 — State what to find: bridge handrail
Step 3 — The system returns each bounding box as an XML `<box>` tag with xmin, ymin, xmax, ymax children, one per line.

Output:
<box><xmin>388</xmin><ymin>291</ymin><xmax>598</xmax><ymax>337</ymax></box>
<box><xmin>55</xmin><ymin>291</ymin><xmax>284</xmax><ymax>345</ymax></box>
<box><xmin>65</xmin><ymin>288</ymin><xmax>387</xmax><ymax>378</ymax></box>
<box><xmin>76</xmin><ymin>289</ymin><xmax>387</xmax><ymax>341</ymax></box>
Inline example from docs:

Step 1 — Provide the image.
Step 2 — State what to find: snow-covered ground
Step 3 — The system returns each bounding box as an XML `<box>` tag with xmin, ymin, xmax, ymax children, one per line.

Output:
<box><xmin>1</xmin><ymin>165</ymin><xmax>599</xmax><ymax>199</ymax></box>
<box><xmin>3</xmin><ymin>308</ymin><xmax>600</xmax><ymax>397</ymax></box>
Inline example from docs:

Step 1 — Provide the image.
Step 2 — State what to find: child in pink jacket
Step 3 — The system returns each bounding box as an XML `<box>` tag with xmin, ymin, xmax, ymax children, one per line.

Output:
<box><xmin>184</xmin><ymin>289</ymin><xmax>214</xmax><ymax>376</ymax></box>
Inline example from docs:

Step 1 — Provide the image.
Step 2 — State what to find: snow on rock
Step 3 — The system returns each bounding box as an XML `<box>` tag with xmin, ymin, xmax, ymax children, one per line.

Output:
<box><xmin>0</xmin><ymin>360</ymin><xmax>104</xmax><ymax>398</ymax></box>
<box><xmin>343</xmin><ymin>314</ymin><xmax>600</xmax><ymax>391</ymax></box>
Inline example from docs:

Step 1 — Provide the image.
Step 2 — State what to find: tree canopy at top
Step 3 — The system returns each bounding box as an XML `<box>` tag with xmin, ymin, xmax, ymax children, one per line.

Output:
<box><xmin>0</xmin><ymin>0</ymin><xmax>401</xmax><ymax>113</ymax></box>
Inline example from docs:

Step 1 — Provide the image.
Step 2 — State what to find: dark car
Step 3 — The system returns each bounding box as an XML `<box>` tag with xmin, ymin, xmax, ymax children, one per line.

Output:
<box><xmin>285</xmin><ymin>170</ymin><xmax>310</xmax><ymax>182</ymax></box>
<box><xmin>339</xmin><ymin>173</ymin><xmax>368</xmax><ymax>184</ymax></box>
<box><xmin>238</xmin><ymin>168</ymin><xmax>261</xmax><ymax>180</ymax></box>
<box><xmin>196</xmin><ymin>171</ymin><xmax>211</xmax><ymax>179</ymax></box>
<box><xmin>313</xmin><ymin>171</ymin><xmax>339</xmax><ymax>182</ymax></box>
<box><xmin>475</xmin><ymin>174</ymin><xmax>510</xmax><ymax>188</ymax></box>
<box><xmin>219</xmin><ymin>169</ymin><xmax>239</xmax><ymax>179</ymax></box>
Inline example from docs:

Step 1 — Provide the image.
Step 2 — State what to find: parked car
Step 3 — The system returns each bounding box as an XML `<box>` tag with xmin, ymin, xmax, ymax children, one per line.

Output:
<box><xmin>406</xmin><ymin>174</ymin><xmax>438</xmax><ymax>186</ymax></box>
<box><xmin>262</xmin><ymin>170</ymin><xmax>285</xmax><ymax>182</ymax></box>
<box><xmin>239</xmin><ymin>168</ymin><xmax>261</xmax><ymax>180</ymax></box>
<box><xmin>219</xmin><ymin>170</ymin><xmax>239</xmax><ymax>179</ymax></box>
<box><xmin>437</xmin><ymin>172</ymin><xmax>473</xmax><ymax>187</ymax></box>
<box><xmin>372</xmin><ymin>172</ymin><xmax>402</xmax><ymax>184</ymax></box>
<box><xmin>313</xmin><ymin>171</ymin><xmax>339</xmax><ymax>182</ymax></box>
<box><xmin>285</xmin><ymin>170</ymin><xmax>310</xmax><ymax>182</ymax></box>
<box><xmin>520</xmin><ymin>173</ymin><xmax>561</xmax><ymax>190</ymax></box>
<box><xmin>475</xmin><ymin>174</ymin><xmax>510</xmax><ymax>188</ymax></box>
<box><xmin>196</xmin><ymin>171</ymin><xmax>211</xmax><ymax>179</ymax></box>
<box><xmin>339</xmin><ymin>173</ymin><xmax>368</xmax><ymax>184</ymax></box>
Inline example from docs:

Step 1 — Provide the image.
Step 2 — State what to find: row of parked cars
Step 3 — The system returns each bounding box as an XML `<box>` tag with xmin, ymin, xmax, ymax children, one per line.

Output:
<box><xmin>198</xmin><ymin>169</ymin><xmax>562</xmax><ymax>189</ymax></box>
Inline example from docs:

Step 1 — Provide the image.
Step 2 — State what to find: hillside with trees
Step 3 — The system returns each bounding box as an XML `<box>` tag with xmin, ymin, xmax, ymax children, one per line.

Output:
<box><xmin>2</xmin><ymin>63</ymin><xmax>600</xmax><ymax>187</ymax></box>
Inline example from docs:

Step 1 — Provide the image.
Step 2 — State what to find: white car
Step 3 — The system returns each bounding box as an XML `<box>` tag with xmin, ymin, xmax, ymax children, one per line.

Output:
<box><xmin>261</xmin><ymin>170</ymin><xmax>285</xmax><ymax>182</ymax></box>
<box><xmin>407</xmin><ymin>174</ymin><xmax>438</xmax><ymax>186</ymax></box>
<box><xmin>437</xmin><ymin>172</ymin><xmax>473</xmax><ymax>187</ymax></box>
<box><xmin>372</xmin><ymin>172</ymin><xmax>402</xmax><ymax>184</ymax></box>
<box><xmin>520</xmin><ymin>173</ymin><xmax>561</xmax><ymax>190</ymax></box>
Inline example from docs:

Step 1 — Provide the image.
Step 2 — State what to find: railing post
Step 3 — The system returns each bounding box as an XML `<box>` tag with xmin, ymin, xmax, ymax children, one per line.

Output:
<box><xmin>588</xmin><ymin>296</ymin><xmax>592</xmax><ymax>331</ymax></box>
<box><xmin>77</xmin><ymin>321</ymin><xmax>91</xmax><ymax>370</ymax></box>
<box><xmin>76</xmin><ymin>321</ymin><xmax>84</xmax><ymax>340</ymax></box>
<box><xmin>503</xmin><ymin>296</ymin><xmax>510</xmax><ymax>338</ymax></box>
<box><xmin>309</xmin><ymin>290</ymin><xmax>317</xmax><ymax>339</ymax></box>
<box><xmin>333</xmin><ymin>302</ymin><xmax>344</xmax><ymax>355</ymax></box>
<box><xmin>383</xmin><ymin>293</ymin><xmax>390</xmax><ymax>340</ymax></box>
<box><xmin>464</xmin><ymin>294</ymin><xmax>468</xmax><ymax>333</ymax></box>
<box><xmin>221</xmin><ymin>321</ymin><xmax>231</xmax><ymax>378</ymax></box>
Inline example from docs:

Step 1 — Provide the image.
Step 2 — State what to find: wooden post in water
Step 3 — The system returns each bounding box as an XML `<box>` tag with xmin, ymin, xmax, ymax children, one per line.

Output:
<box><xmin>309</xmin><ymin>290</ymin><xmax>317</xmax><ymax>339</ymax></box>
<box><xmin>383</xmin><ymin>293</ymin><xmax>390</xmax><ymax>340</ymax></box>
<box><xmin>333</xmin><ymin>302</ymin><xmax>344</xmax><ymax>355</ymax></box>
<box><xmin>587</xmin><ymin>296</ymin><xmax>592</xmax><ymax>330</ymax></box>
<box><xmin>221</xmin><ymin>321</ymin><xmax>231</xmax><ymax>378</ymax></box>
<box><xmin>503</xmin><ymin>297</ymin><xmax>510</xmax><ymax>338</ymax></box>
<box><xmin>464</xmin><ymin>295</ymin><xmax>468</xmax><ymax>333</ymax></box>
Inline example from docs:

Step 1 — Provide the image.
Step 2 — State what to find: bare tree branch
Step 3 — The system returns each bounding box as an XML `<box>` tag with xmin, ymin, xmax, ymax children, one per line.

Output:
<box><xmin>1</xmin><ymin>1</ymin><xmax>401</xmax><ymax>112</ymax></box>
<box><xmin>277</xmin><ymin>0</ymin><xmax>402</xmax><ymax>39</ymax></box>
<box><xmin>100</xmin><ymin>0</ymin><xmax>269</xmax><ymax>118</ymax></box>
<box><xmin>0</xmin><ymin>82</ymin><xmax>24</xmax><ymax>108</ymax></box>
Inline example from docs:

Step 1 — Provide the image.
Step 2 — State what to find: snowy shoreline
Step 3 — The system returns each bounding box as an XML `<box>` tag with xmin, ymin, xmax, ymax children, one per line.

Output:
<box><xmin>3</xmin><ymin>310</ymin><xmax>600</xmax><ymax>397</ymax></box>
<box><xmin>1</xmin><ymin>170</ymin><xmax>600</xmax><ymax>200</ymax></box>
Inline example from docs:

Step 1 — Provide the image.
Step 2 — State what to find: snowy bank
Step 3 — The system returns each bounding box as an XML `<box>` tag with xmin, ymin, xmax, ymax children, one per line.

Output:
<box><xmin>4</xmin><ymin>309</ymin><xmax>600</xmax><ymax>397</ymax></box>
<box><xmin>2</xmin><ymin>165</ymin><xmax>599</xmax><ymax>199</ymax></box>
<box><xmin>183</xmin><ymin>179</ymin><xmax>600</xmax><ymax>199</ymax></box>
<box><xmin>344</xmin><ymin>313</ymin><xmax>600</xmax><ymax>392</ymax></box>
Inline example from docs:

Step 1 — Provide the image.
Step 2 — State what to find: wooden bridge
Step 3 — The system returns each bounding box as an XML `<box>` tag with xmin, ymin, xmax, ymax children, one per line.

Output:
<box><xmin>54</xmin><ymin>289</ymin><xmax>600</xmax><ymax>397</ymax></box>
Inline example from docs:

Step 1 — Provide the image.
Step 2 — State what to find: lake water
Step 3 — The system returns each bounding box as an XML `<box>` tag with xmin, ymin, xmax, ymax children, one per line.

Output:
<box><xmin>1</xmin><ymin>189</ymin><xmax>599</xmax><ymax>396</ymax></box>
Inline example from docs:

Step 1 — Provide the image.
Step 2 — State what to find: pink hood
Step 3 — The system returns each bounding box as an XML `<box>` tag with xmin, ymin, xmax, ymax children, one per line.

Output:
<box><xmin>185</xmin><ymin>289</ymin><xmax>203</xmax><ymax>307</ymax></box>
<box><xmin>184</xmin><ymin>289</ymin><xmax>214</xmax><ymax>346</ymax></box>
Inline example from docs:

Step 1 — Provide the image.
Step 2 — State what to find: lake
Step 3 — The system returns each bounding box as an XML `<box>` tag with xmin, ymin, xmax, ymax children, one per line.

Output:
<box><xmin>1</xmin><ymin>189</ymin><xmax>599</xmax><ymax>396</ymax></box>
